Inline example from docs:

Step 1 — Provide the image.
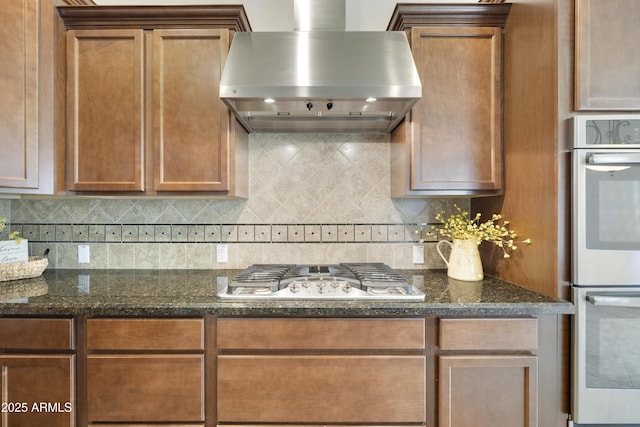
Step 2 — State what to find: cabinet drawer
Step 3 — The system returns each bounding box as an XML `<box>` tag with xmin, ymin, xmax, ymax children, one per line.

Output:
<box><xmin>218</xmin><ymin>355</ymin><xmax>426</xmax><ymax>423</ymax></box>
<box><xmin>87</xmin><ymin>355</ymin><xmax>204</xmax><ymax>422</ymax></box>
<box><xmin>92</xmin><ymin>425</ymin><xmax>203</xmax><ymax>427</ymax></box>
<box><xmin>439</xmin><ymin>318</ymin><xmax>538</xmax><ymax>351</ymax></box>
<box><xmin>91</xmin><ymin>425</ymin><xmax>204</xmax><ymax>427</ymax></box>
<box><xmin>0</xmin><ymin>318</ymin><xmax>73</xmax><ymax>350</ymax></box>
<box><xmin>87</xmin><ymin>318</ymin><xmax>203</xmax><ymax>351</ymax></box>
<box><xmin>217</xmin><ymin>318</ymin><xmax>425</xmax><ymax>350</ymax></box>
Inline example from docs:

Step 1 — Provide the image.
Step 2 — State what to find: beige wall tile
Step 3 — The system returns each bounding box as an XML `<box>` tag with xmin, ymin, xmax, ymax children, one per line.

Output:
<box><xmin>135</xmin><ymin>244</ymin><xmax>160</xmax><ymax>269</ymax></box>
<box><xmin>7</xmin><ymin>135</ymin><xmax>473</xmax><ymax>270</ymax></box>
<box><xmin>109</xmin><ymin>244</ymin><xmax>135</xmax><ymax>269</ymax></box>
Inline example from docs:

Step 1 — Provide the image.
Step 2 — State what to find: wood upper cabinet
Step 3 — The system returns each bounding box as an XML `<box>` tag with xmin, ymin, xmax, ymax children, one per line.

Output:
<box><xmin>438</xmin><ymin>318</ymin><xmax>538</xmax><ymax>427</ymax></box>
<box><xmin>575</xmin><ymin>0</ymin><xmax>640</xmax><ymax>110</ymax></box>
<box><xmin>61</xmin><ymin>6</ymin><xmax>250</xmax><ymax>196</ymax></box>
<box><xmin>0</xmin><ymin>0</ymin><xmax>38</xmax><ymax>189</ymax></box>
<box><xmin>67</xmin><ymin>29</ymin><xmax>145</xmax><ymax>192</ymax></box>
<box><xmin>0</xmin><ymin>318</ymin><xmax>75</xmax><ymax>427</ymax></box>
<box><xmin>152</xmin><ymin>29</ymin><xmax>235</xmax><ymax>192</ymax></box>
<box><xmin>0</xmin><ymin>0</ymin><xmax>59</xmax><ymax>193</ymax></box>
<box><xmin>388</xmin><ymin>4</ymin><xmax>510</xmax><ymax>197</ymax></box>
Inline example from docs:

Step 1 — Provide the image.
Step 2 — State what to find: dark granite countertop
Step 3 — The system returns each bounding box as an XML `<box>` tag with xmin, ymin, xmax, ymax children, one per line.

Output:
<box><xmin>0</xmin><ymin>269</ymin><xmax>573</xmax><ymax>317</ymax></box>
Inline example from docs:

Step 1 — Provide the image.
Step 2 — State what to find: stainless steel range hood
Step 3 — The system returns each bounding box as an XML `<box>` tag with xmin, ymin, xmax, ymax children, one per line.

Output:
<box><xmin>219</xmin><ymin>0</ymin><xmax>421</xmax><ymax>133</ymax></box>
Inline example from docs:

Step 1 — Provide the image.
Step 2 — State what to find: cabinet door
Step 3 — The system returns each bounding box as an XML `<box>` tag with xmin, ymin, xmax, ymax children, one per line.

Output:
<box><xmin>0</xmin><ymin>355</ymin><xmax>74</xmax><ymax>427</ymax></box>
<box><xmin>218</xmin><ymin>355</ymin><xmax>426</xmax><ymax>423</ymax></box>
<box><xmin>575</xmin><ymin>0</ymin><xmax>640</xmax><ymax>109</ymax></box>
<box><xmin>152</xmin><ymin>29</ymin><xmax>231</xmax><ymax>192</ymax></box>
<box><xmin>87</xmin><ymin>355</ymin><xmax>204</xmax><ymax>423</ymax></box>
<box><xmin>439</xmin><ymin>355</ymin><xmax>537</xmax><ymax>427</ymax></box>
<box><xmin>0</xmin><ymin>0</ymin><xmax>39</xmax><ymax>189</ymax></box>
<box><xmin>392</xmin><ymin>26</ymin><xmax>502</xmax><ymax>195</ymax></box>
<box><xmin>67</xmin><ymin>29</ymin><xmax>145</xmax><ymax>192</ymax></box>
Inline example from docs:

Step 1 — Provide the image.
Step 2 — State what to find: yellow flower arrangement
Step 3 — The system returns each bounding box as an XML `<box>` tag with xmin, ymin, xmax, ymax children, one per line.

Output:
<box><xmin>0</xmin><ymin>217</ymin><xmax>21</xmax><ymax>241</ymax></box>
<box><xmin>428</xmin><ymin>205</ymin><xmax>530</xmax><ymax>258</ymax></box>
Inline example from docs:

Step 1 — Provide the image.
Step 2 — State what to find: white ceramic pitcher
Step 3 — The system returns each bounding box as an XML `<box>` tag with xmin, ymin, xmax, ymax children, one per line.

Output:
<box><xmin>436</xmin><ymin>238</ymin><xmax>484</xmax><ymax>281</ymax></box>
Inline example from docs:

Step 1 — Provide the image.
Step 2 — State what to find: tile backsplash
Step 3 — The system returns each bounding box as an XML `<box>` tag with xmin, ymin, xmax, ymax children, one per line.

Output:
<box><xmin>4</xmin><ymin>133</ymin><xmax>467</xmax><ymax>269</ymax></box>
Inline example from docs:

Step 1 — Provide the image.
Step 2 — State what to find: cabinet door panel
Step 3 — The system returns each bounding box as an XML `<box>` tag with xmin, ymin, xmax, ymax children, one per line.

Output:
<box><xmin>413</xmin><ymin>26</ymin><xmax>501</xmax><ymax>191</ymax></box>
<box><xmin>439</xmin><ymin>355</ymin><xmax>537</xmax><ymax>427</ymax></box>
<box><xmin>0</xmin><ymin>0</ymin><xmax>38</xmax><ymax>189</ymax></box>
<box><xmin>153</xmin><ymin>29</ymin><xmax>230</xmax><ymax>191</ymax></box>
<box><xmin>67</xmin><ymin>30</ymin><xmax>145</xmax><ymax>191</ymax></box>
<box><xmin>217</xmin><ymin>355</ymin><xmax>426</xmax><ymax>423</ymax></box>
<box><xmin>87</xmin><ymin>355</ymin><xmax>204</xmax><ymax>423</ymax></box>
<box><xmin>0</xmin><ymin>355</ymin><xmax>74</xmax><ymax>427</ymax></box>
<box><xmin>575</xmin><ymin>0</ymin><xmax>640</xmax><ymax>109</ymax></box>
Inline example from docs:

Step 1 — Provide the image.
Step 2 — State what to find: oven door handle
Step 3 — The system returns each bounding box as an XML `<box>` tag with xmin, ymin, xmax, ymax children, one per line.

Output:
<box><xmin>586</xmin><ymin>294</ymin><xmax>640</xmax><ymax>307</ymax></box>
<box><xmin>587</xmin><ymin>152</ymin><xmax>640</xmax><ymax>165</ymax></box>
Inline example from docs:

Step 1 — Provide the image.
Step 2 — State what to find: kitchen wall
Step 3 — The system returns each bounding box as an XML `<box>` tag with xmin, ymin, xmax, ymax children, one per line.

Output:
<box><xmin>7</xmin><ymin>133</ymin><xmax>465</xmax><ymax>269</ymax></box>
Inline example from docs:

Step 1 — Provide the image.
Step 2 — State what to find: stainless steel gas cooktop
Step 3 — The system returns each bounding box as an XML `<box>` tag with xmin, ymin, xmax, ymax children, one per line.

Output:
<box><xmin>218</xmin><ymin>263</ymin><xmax>425</xmax><ymax>301</ymax></box>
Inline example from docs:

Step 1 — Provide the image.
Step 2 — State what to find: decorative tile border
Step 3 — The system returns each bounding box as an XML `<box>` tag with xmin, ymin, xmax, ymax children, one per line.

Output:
<box><xmin>12</xmin><ymin>223</ymin><xmax>438</xmax><ymax>244</ymax></box>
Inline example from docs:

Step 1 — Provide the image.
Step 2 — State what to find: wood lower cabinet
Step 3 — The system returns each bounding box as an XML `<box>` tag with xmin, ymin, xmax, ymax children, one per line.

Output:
<box><xmin>388</xmin><ymin>4</ymin><xmax>510</xmax><ymax>197</ymax></box>
<box><xmin>87</xmin><ymin>355</ymin><xmax>204</xmax><ymax>423</ymax></box>
<box><xmin>61</xmin><ymin>6</ymin><xmax>249</xmax><ymax>196</ymax></box>
<box><xmin>84</xmin><ymin>318</ymin><xmax>205</xmax><ymax>425</ymax></box>
<box><xmin>218</xmin><ymin>355</ymin><xmax>425</xmax><ymax>423</ymax></box>
<box><xmin>438</xmin><ymin>318</ymin><xmax>538</xmax><ymax>427</ymax></box>
<box><xmin>0</xmin><ymin>314</ymin><xmax>553</xmax><ymax>427</ymax></box>
<box><xmin>0</xmin><ymin>356</ymin><xmax>75</xmax><ymax>427</ymax></box>
<box><xmin>217</xmin><ymin>318</ymin><xmax>427</xmax><ymax>425</ymax></box>
<box><xmin>439</xmin><ymin>354</ymin><xmax>537</xmax><ymax>427</ymax></box>
<box><xmin>91</xmin><ymin>425</ymin><xmax>202</xmax><ymax>427</ymax></box>
<box><xmin>0</xmin><ymin>318</ymin><xmax>75</xmax><ymax>427</ymax></box>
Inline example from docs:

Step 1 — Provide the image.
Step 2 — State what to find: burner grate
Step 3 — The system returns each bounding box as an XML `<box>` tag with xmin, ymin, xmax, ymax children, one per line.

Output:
<box><xmin>223</xmin><ymin>263</ymin><xmax>424</xmax><ymax>300</ymax></box>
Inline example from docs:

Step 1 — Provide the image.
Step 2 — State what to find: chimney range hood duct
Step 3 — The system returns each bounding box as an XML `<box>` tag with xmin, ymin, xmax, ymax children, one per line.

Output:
<box><xmin>219</xmin><ymin>0</ymin><xmax>421</xmax><ymax>133</ymax></box>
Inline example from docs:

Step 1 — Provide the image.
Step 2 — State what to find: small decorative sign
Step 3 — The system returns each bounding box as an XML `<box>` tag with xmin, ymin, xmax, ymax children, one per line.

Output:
<box><xmin>0</xmin><ymin>239</ymin><xmax>28</xmax><ymax>264</ymax></box>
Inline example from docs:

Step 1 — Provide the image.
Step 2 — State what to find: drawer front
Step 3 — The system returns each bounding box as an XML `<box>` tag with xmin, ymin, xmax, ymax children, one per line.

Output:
<box><xmin>217</xmin><ymin>355</ymin><xmax>426</xmax><ymax>423</ymax></box>
<box><xmin>0</xmin><ymin>318</ymin><xmax>73</xmax><ymax>350</ymax></box>
<box><xmin>87</xmin><ymin>355</ymin><xmax>204</xmax><ymax>422</ymax></box>
<box><xmin>217</xmin><ymin>318</ymin><xmax>425</xmax><ymax>350</ymax></box>
<box><xmin>87</xmin><ymin>318</ymin><xmax>204</xmax><ymax>351</ymax></box>
<box><xmin>439</xmin><ymin>318</ymin><xmax>538</xmax><ymax>351</ymax></box>
<box><xmin>91</xmin><ymin>425</ymin><xmax>204</xmax><ymax>427</ymax></box>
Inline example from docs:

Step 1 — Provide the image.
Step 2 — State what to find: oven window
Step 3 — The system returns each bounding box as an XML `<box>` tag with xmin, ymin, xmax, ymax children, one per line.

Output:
<box><xmin>585</xmin><ymin>166</ymin><xmax>640</xmax><ymax>249</ymax></box>
<box><xmin>586</xmin><ymin>302</ymin><xmax>640</xmax><ymax>389</ymax></box>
